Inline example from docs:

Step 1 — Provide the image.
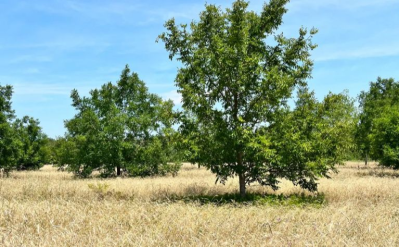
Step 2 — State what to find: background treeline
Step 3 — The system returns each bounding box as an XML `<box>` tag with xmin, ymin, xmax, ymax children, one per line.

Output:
<box><xmin>2</xmin><ymin>74</ymin><xmax>399</xmax><ymax>178</ymax></box>
<box><xmin>1</xmin><ymin>69</ymin><xmax>399</xmax><ymax>188</ymax></box>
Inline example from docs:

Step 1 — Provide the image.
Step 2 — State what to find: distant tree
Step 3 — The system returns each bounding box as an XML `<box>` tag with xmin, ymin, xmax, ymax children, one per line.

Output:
<box><xmin>322</xmin><ymin>90</ymin><xmax>358</xmax><ymax>161</ymax></box>
<box><xmin>59</xmin><ymin>65</ymin><xmax>181</xmax><ymax>178</ymax></box>
<box><xmin>13</xmin><ymin>116</ymin><xmax>50</xmax><ymax>170</ymax></box>
<box><xmin>356</xmin><ymin>78</ymin><xmax>399</xmax><ymax>165</ymax></box>
<box><xmin>370</xmin><ymin>105</ymin><xmax>399</xmax><ymax>168</ymax></box>
<box><xmin>52</xmin><ymin>136</ymin><xmax>79</xmax><ymax>171</ymax></box>
<box><xmin>159</xmin><ymin>0</ymin><xmax>351</xmax><ymax>196</ymax></box>
<box><xmin>45</xmin><ymin>137</ymin><xmax>57</xmax><ymax>164</ymax></box>
<box><xmin>0</xmin><ymin>85</ymin><xmax>20</xmax><ymax>176</ymax></box>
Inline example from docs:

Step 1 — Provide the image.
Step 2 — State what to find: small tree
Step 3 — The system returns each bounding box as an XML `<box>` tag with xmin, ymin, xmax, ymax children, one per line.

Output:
<box><xmin>159</xmin><ymin>0</ymin><xmax>351</xmax><ymax>196</ymax></box>
<box><xmin>52</xmin><ymin>136</ymin><xmax>79</xmax><ymax>171</ymax></box>
<box><xmin>356</xmin><ymin>78</ymin><xmax>399</xmax><ymax>165</ymax></box>
<box><xmin>260</xmin><ymin>89</ymin><xmax>355</xmax><ymax>190</ymax></box>
<box><xmin>60</xmin><ymin>65</ymin><xmax>181</xmax><ymax>177</ymax></box>
<box><xmin>370</xmin><ymin>105</ymin><xmax>399</xmax><ymax>168</ymax></box>
<box><xmin>46</xmin><ymin>137</ymin><xmax>57</xmax><ymax>164</ymax></box>
<box><xmin>13</xmin><ymin>116</ymin><xmax>50</xmax><ymax>170</ymax></box>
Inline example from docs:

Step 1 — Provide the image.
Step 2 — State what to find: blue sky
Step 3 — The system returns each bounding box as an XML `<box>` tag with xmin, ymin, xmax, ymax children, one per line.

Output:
<box><xmin>1</xmin><ymin>0</ymin><xmax>398</xmax><ymax>138</ymax></box>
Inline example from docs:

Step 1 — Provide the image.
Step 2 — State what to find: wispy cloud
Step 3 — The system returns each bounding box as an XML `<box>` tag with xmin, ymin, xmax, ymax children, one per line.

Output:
<box><xmin>149</xmin><ymin>3</ymin><xmax>205</xmax><ymax>21</ymax></box>
<box><xmin>23</xmin><ymin>68</ymin><xmax>41</xmax><ymax>74</ymax></box>
<box><xmin>12</xmin><ymin>83</ymin><xmax>72</xmax><ymax>96</ymax></box>
<box><xmin>27</xmin><ymin>0</ymin><xmax>149</xmax><ymax>25</ymax></box>
<box><xmin>9</xmin><ymin>81</ymin><xmax>99</xmax><ymax>97</ymax></box>
<box><xmin>314</xmin><ymin>44</ymin><xmax>399</xmax><ymax>61</ymax></box>
<box><xmin>288</xmin><ymin>0</ymin><xmax>398</xmax><ymax>11</ymax></box>
<box><xmin>29</xmin><ymin>1</ymin><xmax>140</xmax><ymax>15</ymax></box>
<box><xmin>161</xmin><ymin>90</ymin><xmax>182</xmax><ymax>105</ymax></box>
<box><xmin>67</xmin><ymin>1</ymin><xmax>142</xmax><ymax>15</ymax></box>
<box><xmin>9</xmin><ymin>55</ymin><xmax>52</xmax><ymax>64</ymax></box>
<box><xmin>0</xmin><ymin>38</ymin><xmax>110</xmax><ymax>52</ymax></box>
<box><xmin>27</xmin><ymin>0</ymin><xmax>204</xmax><ymax>24</ymax></box>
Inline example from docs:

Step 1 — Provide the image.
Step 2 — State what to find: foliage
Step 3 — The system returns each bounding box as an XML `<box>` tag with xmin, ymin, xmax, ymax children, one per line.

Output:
<box><xmin>252</xmin><ymin>89</ymin><xmax>355</xmax><ymax>191</ymax></box>
<box><xmin>56</xmin><ymin>65</ymin><xmax>182</xmax><ymax>178</ymax></box>
<box><xmin>159</xmin><ymin>0</ymin><xmax>351</xmax><ymax>196</ymax></box>
<box><xmin>0</xmin><ymin>85</ymin><xmax>50</xmax><ymax>175</ymax></box>
<box><xmin>45</xmin><ymin>137</ymin><xmax>59</xmax><ymax>164</ymax></box>
<box><xmin>13</xmin><ymin>116</ymin><xmax>50</xmax><ymax>170</ymax></box>
<box><xmin>356</xmin><ymin>77</ymin><xmax>399</xmax><ymax>167</ymax></box>
<box><xmin>52</xmin><ymin>136</ymin><xmax>86</xmax><ymax>174</ymax></box>
<box><xmin>370</xmin><ymin>105</ymin><xmax>399</xmax><ymax>168</ymax></box>
<box><xmin>0</xmin><ymin>85</ymin><xmax>20</xmax><ymax>176</ymax></box>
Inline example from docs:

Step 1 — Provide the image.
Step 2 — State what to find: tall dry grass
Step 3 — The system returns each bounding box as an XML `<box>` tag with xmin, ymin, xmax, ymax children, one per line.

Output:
<box><xmin>1</xmin><ymin>162</ymin><xmax>399</xmax><ymax>246</ymax></box>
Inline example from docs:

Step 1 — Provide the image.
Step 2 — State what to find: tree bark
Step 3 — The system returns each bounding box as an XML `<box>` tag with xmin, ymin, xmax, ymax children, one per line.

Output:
<box><xmin>237</xmin><ymin>151</ymin><xmax>246</xmax><ymax>198</ymax></box>
<box><xmin>116</xmin><ymin>166</ymin><xmax>121</xmax><ymax>176</ymax></box>
<box><xmin>239</xmin><ymin>172</ymin><xmax>246</xmax><ymax>198</ymax></box>
<box><xmin>233</xmin><ymin>89</ymin><xmax>246</xmax><ymax>197</ymax></box>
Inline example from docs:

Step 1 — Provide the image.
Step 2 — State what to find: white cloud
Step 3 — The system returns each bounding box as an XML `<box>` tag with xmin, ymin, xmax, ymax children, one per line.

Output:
<box><xmin>161</xmin><ymin>90</ymin><xmax>182</xmax><ymax>105</ymax></box>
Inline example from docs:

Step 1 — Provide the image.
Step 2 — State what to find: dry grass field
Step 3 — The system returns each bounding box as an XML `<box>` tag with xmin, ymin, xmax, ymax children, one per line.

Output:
<box><xmin>1</xmin><ymin>162</ymin><xmax>399</xmax><ymax>246</ymax></box>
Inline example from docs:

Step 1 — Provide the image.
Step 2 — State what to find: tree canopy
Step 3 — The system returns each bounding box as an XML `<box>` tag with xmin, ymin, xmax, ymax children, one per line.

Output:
<box><xmin>56</xmin><ymin>65</ymin><xmax>181</xmax><ymax>177</ymax></box>
<box><xmin>13</xmin><ymin>116</ymin><xmax>50</xmax><ymax>170</ymax></box>
<box><xmin>356</xmin><ymin>77</ymin><xmax>399</xmax><ymax>168</ymax></box>
<box><xmin>0</xmin><ymin>85</ymin><xmax>49</xmax><ymax>176</ymax></box>
<box><xmin>159</xmin><ymin>0</ymin><xmax>353</xmax><ymax>196</ymax></box>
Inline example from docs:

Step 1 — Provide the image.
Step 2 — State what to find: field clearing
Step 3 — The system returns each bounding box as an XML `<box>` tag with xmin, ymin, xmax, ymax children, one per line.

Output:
<box><xmin>1</xmin><ymin>162</ymin><xmax>399</xmax><ymax>246</ymax></box>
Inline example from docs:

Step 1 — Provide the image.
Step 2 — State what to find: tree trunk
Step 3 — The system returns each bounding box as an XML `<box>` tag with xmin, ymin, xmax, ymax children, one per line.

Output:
<box><xmin>365</xmin><ymin>153</ymin><xmax>368</xmax><ymax>166</ymax></box>
<box><xmin>237</xmin><ymin>151</ymin><xmax>246</xmax><ymax>198</ymax></box>
<box><xmin>116</xmin><ymin>166</ymin><xmax>121</xmax><ymax>176</ymax></box>
<box><xmin>239</xmin><ymin>173</ymin><xmax>246</xmax><ymax>198</ymax></box>
<box><xmin>233</xmin><ymin>91</ymin><xmax>246</xmax><ymax>197</ymax></box>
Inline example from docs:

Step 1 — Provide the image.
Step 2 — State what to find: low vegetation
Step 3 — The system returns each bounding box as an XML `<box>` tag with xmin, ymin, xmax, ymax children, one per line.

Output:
<box><xmin>1</xmin><ymin>162</ymin><xmax>399</xmax><ymax>246</ymax></box>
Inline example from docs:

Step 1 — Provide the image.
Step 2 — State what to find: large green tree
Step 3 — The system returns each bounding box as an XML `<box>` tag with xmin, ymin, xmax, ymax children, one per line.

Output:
<box><xmin>58</xmin><ymin>65</ymin><xmax>181</xmax><ymax>177</ymax></box>
<box><xmin>159</xmin><ymin>0</ymin><xmax>351</xmax><ymax>196</ymax></box>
